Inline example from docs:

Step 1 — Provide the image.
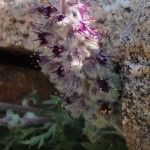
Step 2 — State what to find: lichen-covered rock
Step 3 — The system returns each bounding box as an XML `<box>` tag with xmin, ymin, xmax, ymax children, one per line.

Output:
<box><xmin>120</xmin><ymin>0</ymin><xmax>150</xmax><ymax>149</ymax></box>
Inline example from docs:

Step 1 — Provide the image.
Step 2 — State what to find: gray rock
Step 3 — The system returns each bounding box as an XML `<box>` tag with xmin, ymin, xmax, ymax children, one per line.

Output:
<box><xmin>0</xmin><ymin>0</ymin><xmax>37</xmax><ymax>52</ymax></box>
<box><xmin>0</xmin><ymin>0</ymin><xmax>134</xmax><ymax>54</ymax></box>
<box><xmin>120</xmin><ymin>0</ymin><xmax>150</xmax><ymax>149</ymax></box>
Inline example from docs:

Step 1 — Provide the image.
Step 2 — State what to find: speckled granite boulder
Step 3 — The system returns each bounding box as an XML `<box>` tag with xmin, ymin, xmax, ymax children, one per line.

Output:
<box><xmin>0</xmin><ymin>0</ymin><xmax>56</xmax><ymax>102</ymax></box>
<box><xmin>88</xmin><ymin>0</ymin><xmax>133</xmax><ymax>56</ymax></box>
<box><xmin>120</xmin><ymin>0</ymin><xmax>150</xmax><ymax>149</ymax></box>
<box><xmin>0</xmin><ymin>0</ymin><xmax>36</xmax><ymax>52</ymax></box>
<box><xmin>0</xmin><ymin>0</ymin><xmax>134</xmax><ymax>54</ymax></box>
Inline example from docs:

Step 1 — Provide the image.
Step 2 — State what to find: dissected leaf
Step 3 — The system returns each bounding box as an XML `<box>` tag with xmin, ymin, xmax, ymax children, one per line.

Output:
<box><xmin>38</xmin><ymin>137</ymin><xmax>44</xmax><ymax>149</ymax></box>
<box><xmin>43</xmin><ymin>96</ymin><xmax>62</xmax><ymax>105</ymax></box>
<box><xmin>22</xmin><ymin>90</ymin><xmax>42</xmax><ymax>107</ymax></box>
<box><xmin>20</xmin><ymin>123</ymin><xmax>57</xmax><ymax>149</ymax></box>
<box><xmin>3</xmin><ymin>138</ymin><xmax>16</xmax><ymax>150</ymax></box>
<box><xmin>21</xmin><ymin>128</ymin><xmax>37</xmax><ymax>138</ymax></box>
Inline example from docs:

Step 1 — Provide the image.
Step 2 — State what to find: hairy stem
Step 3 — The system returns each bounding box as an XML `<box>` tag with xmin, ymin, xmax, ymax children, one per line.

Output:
<box><xmin>74</xmin><ymin>0</ymin><xmax>79</xmax><ymax>3</ymax></box>
<box><xmin>0</xmin><ymin>117</ymin><xmax>52</xmax><ymax>126</ymax></box>
<box><xmin>0</xmin><ymin>102</ymin><xmax>44</xmax><ymax>113</ymax></box>
<box><xmin>62</xmin><ymin>0</ymin><xmax>66</xmax><ymax>14</ymax></box>
<box><xmin>24</xmin><ymin>117</ymin><xmax>53</xmax><ymax>125</ymax></box>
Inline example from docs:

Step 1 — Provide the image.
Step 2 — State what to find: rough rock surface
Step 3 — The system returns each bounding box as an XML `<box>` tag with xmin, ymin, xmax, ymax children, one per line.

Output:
<box><xmin>0</xmin><ymin>0</ymin><xmax>36</xmax><ymax>52</ymax></box>
<box><xmin>120</xmin><ymin>0</ymin><xmax>150</xmax><ymax>149</ymax></box>
<box><xmin>89</xmin><ymin>0</ymin><xmax>133</xmax><ymax>56</ymax></box>
<box><xmin>0</xmin><ymin>63</ymin><xmax>56</xmax><ymax>103</ymax></box>
<box><xmin>0</xmin><ymin>0</ymin><xmax>133</xmax><ymax>54</ymax></box>
<box><xmin>0</xmin><ymin>0</ymin><xmax>56</xmax><ymax>102</ymax></box>
<box><xmin>1</xmin><ymin>0</ymin><xmax>149</xmax><ymax>148</ymax></box>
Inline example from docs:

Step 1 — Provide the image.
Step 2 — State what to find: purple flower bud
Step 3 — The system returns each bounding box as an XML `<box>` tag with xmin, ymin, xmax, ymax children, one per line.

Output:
<box><xmin>38</xmin><ymin>56</ymin><xmax>49</xmax><ymax>67</ymax></box>
<box><xmin>30</xmin><ymin>5</ymin><xmax>45</xmax><ymax>14</ymax></box>
<box><xmin>40</xmin><ymin>58</ymin><xmax>59</xmax><ymax>75</ymax></box>
<box><xmin>64</xmin><ymin>92</ymin><xmax>79</xmax><ymax>104</ymax></box>
<box><xmin>79</xmin><ymin>6</ymin><xmax>87</xmax><ymax>18</ymax></box>
<box><xmin>56</xmin><ymin>74</ymin><xmax>82</xmax><ymax>96</ymax></box>
<box><xmin>32</xmin><ymin>23</ymin><xmax>43</xmax><ymax>31</ymax></box>
<box><xmin>73</xmin><ymin>48</ymin><xmax>80</xmax><ymax>58</ymax></box>
<box><xmin>93</xmin><ymin>51</ymin><xmax>110</xmax><ymax>67</ymax></box>
<box><xmin>83</xmin><ymin>58</ymin><xmax>99</xmax><ymax>78</ymax></box>
<box><xmin>37</xmin><ymin>32</ymin><xmax>48</xmax><ymax>45</ymax></box>
<box><xmin>65</xmin><ymin>95</ymin><xmax>86</xmax><ymax>117</ymax></box>
<box><xmin>78</xmin><ymin>22</ymin><xmax>95</xmax><ymax>36</ymax></box>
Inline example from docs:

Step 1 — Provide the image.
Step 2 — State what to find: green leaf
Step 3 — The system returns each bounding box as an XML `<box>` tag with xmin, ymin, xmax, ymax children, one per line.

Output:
<box><xmin>47</xmin><ymin>123</ymin><xmax>57</xmax><ymax>141</ymax></box>
<box><xmin>22</xmin><ymin>90</ymin><xmax>42</xmax><ymax>107</ymax></box>
<box><xmin>21</xmin><ymin>128</ymin><xmax>37</xmax><ymax>138</ymax></box>
<box><xmin>31</xmin><ymin>90</ymin><xmax>43</xmax><ymax>106</ymax></box>
<box><xmin>43</xmin><ymin>96</ymin><xmax>62</xmax><ymax>105</ymax></box>
<box><xmin>54</xmin><ymin>108</ymin><xmax>72</xmax><ymax>122</ymax></box>
<box><xmin>20</xmin><ymin>135</ymin><xmax>42</xmax><ymax>148</ymax></box>
<box><xmin>20</xmin><ymin>123</ymin><xmax>57</xmax><ymax>149</ymax></box>
<box><xmin>56</xmin><ymin>121</ymin><xmax>73</xmax><ymax>150</ymax></box>
<box><xmin>38</xmin><ymin>137</ymin><xmax>44</xmax><ymax>149</ymax></box>
<box><xmin>3</xmin><ymin>138</ymin><xmax>16</xmax><ymax>150</ymax></box>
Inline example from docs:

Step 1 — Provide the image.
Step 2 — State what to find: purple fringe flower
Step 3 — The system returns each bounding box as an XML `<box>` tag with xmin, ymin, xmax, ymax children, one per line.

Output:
<box><xmin>30</xmin><ymin>0</ymin><xmax>120</xmax><ymax>131</ymax></box>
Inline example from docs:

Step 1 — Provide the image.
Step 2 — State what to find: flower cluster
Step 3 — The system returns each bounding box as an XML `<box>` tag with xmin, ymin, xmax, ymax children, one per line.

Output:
<box><xmin>30</xmin><ymin>0</ymin><xmax>122</xmax><ymax>141</ymax></box>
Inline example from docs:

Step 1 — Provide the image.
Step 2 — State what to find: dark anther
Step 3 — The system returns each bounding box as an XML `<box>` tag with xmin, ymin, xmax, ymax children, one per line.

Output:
<box><xmin>64</xmin><ymin>97</ymin><xmax>73</xmax><ymax>104</ymax></box>
<box><xmin>52</xmin><ymin>45</ymin><xmax>64</xmax><ymax>57</ymax></box>
<box><xmin>56</xmin><ymin>65</ymin><xmax>65</xmax><ymax>77</ymax></box>
<box><xmin>57</xmin><ymin>15</ymin><xmax>65</xmax><ymax>21</ymax></box>
<box><xmin>44</xmin><ymin>5</ymin><xmax>57</xmax><ymax>17</ymax></box>
<box><xmin>97</xmin><ymin>78</ymin><xmax>110</xmax><ymax>92</ymax></box>
<box><xmin>37</xmin><ymin>32</ymin><xmax>48</xmax><ymax>45</ymax></box>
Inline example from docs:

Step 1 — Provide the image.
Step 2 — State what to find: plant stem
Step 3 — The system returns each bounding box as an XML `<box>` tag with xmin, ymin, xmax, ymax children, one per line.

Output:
<box><xmin>0</xmin><ymin>117</ymin><xmax>53</xmax><ymax>126</ymax></box>
<box><xmin>0</xmin><ymin>118</ymin><xmax>7</xmax><ymax>125</ymax></box>
<box><xmin>62</xmin><ymin>0</ymin><xmax>66</xmax><ymax>14</ymax></box>
<box><xmin>0</xmin><ymin>102</ymin><xmax>44</xmax><ymax>113</ymax></box>
<box><xmin>74</xmin><ymin>0</ymin><xmax>79</xmax><ymax>3</ymax></box>
<box><xmin>24</xmin><ymin>117</ymin><xmax>53</xmax><ymax>125</ymax></box>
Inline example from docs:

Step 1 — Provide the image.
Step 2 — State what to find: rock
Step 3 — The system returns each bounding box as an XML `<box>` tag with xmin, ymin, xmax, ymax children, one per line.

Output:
<box><xmin>0</xmin><ymin>47</ymin><xmax>57</xmax><ymax>103</ymax></box>
<box><xmin>0</xmin><ymin>0</ymin><xmax>134</xmax><ymax>55</ymax></box>
<box><xmin>0</xmin><ymin>0</ymin><xmax>36</xmax><ymax>52</ymax></box>
<box><xmin>120</xmin><ymin>0</ymin><xmax>150</xmax><ymax>149</ymax></box>
<box><xmin>88</xmin><ymin>0</ymin><xmax>133</xmax><ymax>56</ymax></box>
<box><xmin>0</xmin><ymin>0</ymin><xmax>135</xmax><ymax>105</ymax></box>
<box><xmin>0</xmin><ymin>62</ymin><xmax>56</xmax><ymax>103</ymax></box>
<box><xmin>0</xmin><ymin>0</ymin><xmax>57</xmax><ymax>103</ymax></box>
